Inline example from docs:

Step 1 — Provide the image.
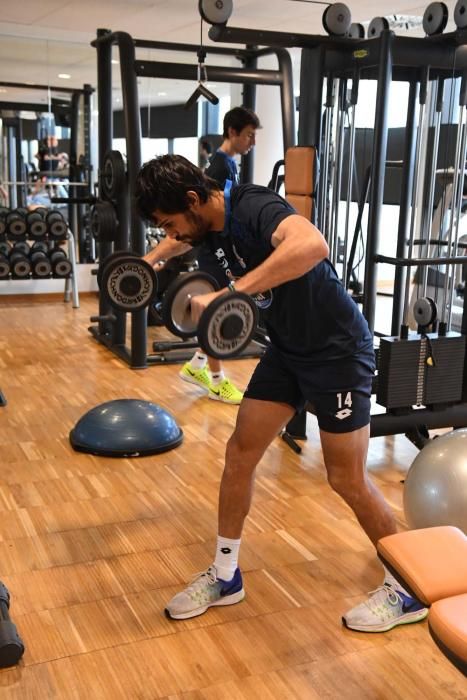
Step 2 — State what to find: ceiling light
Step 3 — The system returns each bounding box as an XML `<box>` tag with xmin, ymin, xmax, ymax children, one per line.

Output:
<box><xmin>111</xmin><ymin>59</ymin><xmax>119</xmax><ymax>65</ymax></box>
<box><xmin>58</xmin><ymin>73</ymin><xmax>71</xmax><ymax>79</ymax></box>
<box><xmin>0</xmin><ymin>88</ymin><xmax>7</xmax><ymax>93</ymax></box>
<box><xmin>157</xmin><ymin>91</ymin><xmax>167</xmax><ymax>96</ymax></box>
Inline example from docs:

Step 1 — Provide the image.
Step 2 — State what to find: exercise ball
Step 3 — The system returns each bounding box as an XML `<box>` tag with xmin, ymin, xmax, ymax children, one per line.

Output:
<box><xmin>403</xmin><ymin>428</ymin><xmax>467</xmax><ymax>533</ymax></box>
<box><xmin>70</xmin><ymin>399</ymin><xmax>183</xmax><ymax>457</ymax></box>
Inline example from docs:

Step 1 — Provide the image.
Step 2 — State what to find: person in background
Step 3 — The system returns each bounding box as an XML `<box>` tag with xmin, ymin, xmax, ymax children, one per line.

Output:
<box><xmin>145</xmin><ymin>107</ymin><xmax>261</xmax><ymax>404</ymax></box>
<box><xmin>178</xmin><ymin>106</ymin><xmax>261</xmax><ymax>404</ymax></box>
<box><xmin>199</xmin><ymin>139</ymin><xmax>213</xmax><ymax>171</ymax></box>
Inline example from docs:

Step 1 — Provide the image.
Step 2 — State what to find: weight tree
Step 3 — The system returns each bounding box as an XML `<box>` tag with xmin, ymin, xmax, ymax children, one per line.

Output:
<box><xmin>210</xmin><ymin>2</ymin><xmax>467</xmax><ymax>443</ymax></box>
<box><xmin>90</xmin><ymin>27</ymin><xmax>296</xmax><ymax>368</ymax></box>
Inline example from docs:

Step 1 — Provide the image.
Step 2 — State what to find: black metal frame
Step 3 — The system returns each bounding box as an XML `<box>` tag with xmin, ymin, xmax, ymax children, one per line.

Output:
<box><xmin>90</xmin><ymin>28</ymin><xmax>296</xmax><ymax>369</ymax></box>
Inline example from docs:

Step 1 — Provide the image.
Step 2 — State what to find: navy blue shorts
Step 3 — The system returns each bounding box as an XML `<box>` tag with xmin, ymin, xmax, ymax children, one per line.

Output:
<box><xmin>244</xmin><ymin>345</ymin><xmax>375</xmax><ymax>434</ymax></box>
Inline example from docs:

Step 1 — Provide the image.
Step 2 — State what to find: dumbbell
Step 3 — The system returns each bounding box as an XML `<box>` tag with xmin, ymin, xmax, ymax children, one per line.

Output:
<box><xmin>161</xmin><ymin>271</ymin><xmax>259</xmax><ymax>359</ymax></box>
<box><xmin>49</xmin><ymin>247</ymin><xmax>72</xmax><ymax>277</ymax></box>
<box><xmin>0</xmin><ymin>242</ymin><xmax>10</xmax><ymax>280</ymax></box>
<box><xmin>0</xmin><ymin>207</ymin><xmax>9</xmax><ymax>236</ymax></box>
<box><xmin>46</xmin><ymin>210</ymin><xmax>68</xmax><ymax>240</ymax></box>
<box><xmin>27</xmin><ymin>209</ymin><xmax>48</xmax><ymax>239</ymax></box>
<box><xmin>6</xmin><ymin>209</ymin><xmax>27</xmax><ymax>240</ymax></box>
<box><xmin>9</xmin><ymin>242</ymin><xmax>31</xmax><ymax>278</ymax></box>
<box><xmin>30</xmin><ymin>241</ymin><xmax>52</xmax><ymax>278</ymax></box>
<box><xmin>0</xmin><ymin>581</ymin><xmax>25</xmax><ymax>668</ymax></box>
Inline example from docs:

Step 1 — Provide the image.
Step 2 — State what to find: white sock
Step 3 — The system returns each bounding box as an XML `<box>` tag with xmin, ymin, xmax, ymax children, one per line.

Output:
<box><xmin>383</xmin><ymin>565</ymin><xmax>412</xmax><ymax>597</ymax></box>
<box><xmin>189</xmin><ymin>352</ymin><xmax>207</xmax><ymax>370</ymax></box>
<box><xmin>214</xmin><ymin>535</ymin><xmax>241</xmax><ymax>580</ymax></box>
<box><xmin>210</xmin><ymin>370</ymin><xmax>225</xmax><ymax>386</ymax></box>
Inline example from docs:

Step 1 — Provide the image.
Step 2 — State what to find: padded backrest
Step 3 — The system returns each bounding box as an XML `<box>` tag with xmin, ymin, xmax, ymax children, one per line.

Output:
<box><xmin>284</xmin><ymin>147</ymin><xmax>317</xmax><ymax>221</ymax></box>
<box><xmin>429</xmin><ymin>594</ymin><xmax>467</xmax><ymax>674</ymax></box>
<box><xmin>377</xmin><ymin>526</ymin><xmax>467</xmax><ymax>605</ymax></box>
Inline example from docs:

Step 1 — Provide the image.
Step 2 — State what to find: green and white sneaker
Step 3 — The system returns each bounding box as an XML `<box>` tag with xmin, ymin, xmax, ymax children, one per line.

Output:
<box><xmin>179</xmin><ymin>363</ymin><xmax>211</xmax><ymax>392</ymax></box>
<box><xmin>165</xmin><ymin>565</ymin><xmax>245</xmax><ymax>620</ymax></box>
<box><xmin>343</xmin><ymin>583</ymin><xmax>428</xmax><ymax>633</ymax></box>
<box><xmin>208</xmin><ymin>378</ymin><xmax>243</xmax><ymax>404</ymax></box>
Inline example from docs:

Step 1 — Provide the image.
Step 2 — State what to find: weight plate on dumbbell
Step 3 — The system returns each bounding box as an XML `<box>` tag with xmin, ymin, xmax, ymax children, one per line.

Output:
<box><xmin>199</xmin><ymin>0</ymin><xmax>232</xmax><ymax>25</ymax></box>
<box><xmin>161</xmin><ymin>271</ymin><xmax>220</xmax><ymax>339</ymax></box>
<box><xmin>102</xmin><ymin>256</ymin><xmax>157</xmax><ymax>312</ymax></box>
<box><xmin>322</xmin><ymin>3</ymin><xmax>352</xmax><ymax>36</ymax></box>
<box><xmin>455</xmin><ymin>0</ymin><xmax>467</xmax><ymax>28</ymax></box>
<box><xmin>91</xmin><ymin>201</ymin><xmax>118</xmax><ymax>242</ymax></box>
<box><xmin>368</xmin><ymin>16</ymin><xmax>390</xmax><ymax>38</ymax></box>
<box><xmin>96</xmin><ymin>250</ymin><xmax>137</xmax><ymax>290</ymax></box>
<box><xmin>348</xmin><ymin>22</ymin><xmax>365</xmax><ymax>39</ymax></box>
<box><xmin>100</xmin><ymin>150</ymin><xmax>126</xmax><ymax>201</ymax></box>
<box><xmin>423</xmin><ymin>2</ymin><xmax>449</xmax><ymax>35</ymax></box>
<box><xmin>413</xmin><ymin>296</ymin><xmax>437</xmax><ymax>327</ymax></box>
<box><xmin>198</xmin><ymin>292</ymin><xmax>259</xmax><ymax>359</ymax></box>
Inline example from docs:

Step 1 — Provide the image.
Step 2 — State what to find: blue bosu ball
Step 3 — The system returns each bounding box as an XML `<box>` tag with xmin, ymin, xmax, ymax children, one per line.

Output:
<box><xmin>69</xmin><ymin>399</ymin><xmax>183</xmax><ymax>457</ymax></box>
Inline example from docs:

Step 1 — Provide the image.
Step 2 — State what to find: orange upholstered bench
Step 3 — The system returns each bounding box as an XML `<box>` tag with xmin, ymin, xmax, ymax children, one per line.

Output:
<box><xmin>377</xmin><ymin>526</ymin><xmax>467</xmax><ymax>676</ymax></box>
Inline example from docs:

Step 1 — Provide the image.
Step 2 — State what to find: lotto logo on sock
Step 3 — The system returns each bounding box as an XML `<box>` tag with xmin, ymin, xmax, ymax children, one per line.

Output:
<box><xmin>221</xmin><ymin>547</ymin><xmax>232</xmax><ymax>554</ymax></box>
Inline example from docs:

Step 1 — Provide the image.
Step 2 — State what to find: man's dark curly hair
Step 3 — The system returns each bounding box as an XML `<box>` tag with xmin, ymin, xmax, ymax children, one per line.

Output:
<box><xmin>135</xmin><ymin>154</ymin><xmax>221</xmax><ymax>222</ymax></box>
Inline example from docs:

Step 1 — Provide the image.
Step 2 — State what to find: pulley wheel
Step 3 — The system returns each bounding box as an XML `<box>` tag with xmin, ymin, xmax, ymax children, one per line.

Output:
<box><xmin>161</xmin><ymin>271</ymin><xmax>220</xmax><ymax>339</ymax></box>
<box><xmin>455</xmin><ymin>0</ymin><xmax>467</xmax><ymax>28</ymax></box>
<box><xmin>198</xmin><ymin>292</ymin><xmax>258</xmax><ymax>359</ymax></box>
<box><xmin>368</xmin><ymin>16</ymin><xmax>390</xmax><ymax>38</ymax></box>
<box><xmin>423</xmin><ymin>2</ymin><xmax>449</xmax><ymax>35</ymax></box>
<box><xmin>199</xmin><ymin>0</ymin><xmax>232</xmax><ymax>25</ymax></box>
<box><xmin>413</xmin><ymin>297</ymin><xmax>437</xmax><ymax>328</ymax></box>
<box><xmin>322</xmin><ymin>3</ymin><xmax>352</xmax><ymax>36</ymax></box>
<box><xmin>348</xmin><ymin>22</ymin><xmax>365</xmax><ymax>39</ymax></box>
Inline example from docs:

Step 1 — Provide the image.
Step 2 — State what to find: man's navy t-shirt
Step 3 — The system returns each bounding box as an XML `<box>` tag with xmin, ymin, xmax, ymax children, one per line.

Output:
<box><xmin>204</xmin><ymin>184</ymin><xmax>373</xmax><ymax>363</ymax></box>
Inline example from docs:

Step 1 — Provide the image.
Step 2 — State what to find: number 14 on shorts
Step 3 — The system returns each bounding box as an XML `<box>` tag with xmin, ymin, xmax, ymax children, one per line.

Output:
<box><xmin>335</xmin><ymin>392</ymin><xmax>352</xmax><ymax>420</ymax></box>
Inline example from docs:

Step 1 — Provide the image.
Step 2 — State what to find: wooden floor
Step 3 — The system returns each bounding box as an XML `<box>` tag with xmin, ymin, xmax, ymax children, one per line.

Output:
<box><xmin>0</xmin><ymin>293</ymin><xmax>465</xmax><ymax>699</ymax></box>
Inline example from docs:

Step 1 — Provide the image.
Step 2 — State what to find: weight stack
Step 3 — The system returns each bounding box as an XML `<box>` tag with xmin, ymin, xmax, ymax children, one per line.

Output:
<box><xmin>377</xmin><ymin>332</ymin><xmax>466</xmax><ymax>409</ymax></box>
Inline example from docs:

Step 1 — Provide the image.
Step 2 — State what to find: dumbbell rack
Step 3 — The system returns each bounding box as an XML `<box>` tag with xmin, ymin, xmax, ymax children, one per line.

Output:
<box><xmin>0</xmin><ymin>209</ymin><xmax>79</xmax><ymax>308</ymax></box>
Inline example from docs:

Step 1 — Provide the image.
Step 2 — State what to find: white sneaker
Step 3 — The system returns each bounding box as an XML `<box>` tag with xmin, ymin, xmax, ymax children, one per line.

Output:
<box><xmin>343</xmin><ymin>583</ymin><xmax>428</xmax><ymax>632</ymax></box>
<box><xmin>165</xmin><ymin>565</ymin><xmax>245</xmax><ymax>620</ymax></box>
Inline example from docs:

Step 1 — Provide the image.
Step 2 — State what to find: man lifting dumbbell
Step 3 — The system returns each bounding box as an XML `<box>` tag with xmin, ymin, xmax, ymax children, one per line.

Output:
<box><xmin>135</xmin><ymin>154</ymin><xmax>428</xmax><ymax>633</ymax></box>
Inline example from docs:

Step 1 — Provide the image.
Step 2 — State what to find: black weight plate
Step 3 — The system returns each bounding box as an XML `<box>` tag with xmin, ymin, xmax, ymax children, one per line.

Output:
<box><xmin>322</xmin><ymin>3</ymin><xmax>352</xmax><ymax>36</ymax></box>
<box><xmin>101</xmin><ymin>150</ymin><xmax>126</xmax><ymax>201</ymax></box>
<box><xmin>368</xmin><ymin>16</ymin><xmax>390</xmax><ymax>37</ymax></box>
<box><xmin>91</xmin><ymin>201</ymin><xmax>118</xmax><ymax>242</ymax></box>
<box><xmin>102</xmin><ymin>256</ymin><xmax>157</xmax><ymax>312</ymax></box>
<box><xmin>454</xmin><ymin>0</ymin><xmax>467</xmax><ymax>28</ymax></box>
<box><xmin>198</xmin><ymin>292</ymin><xmax>258</xmax><ymax>359</ymax></box>
<box><xmin>199</xmin><ymin>0</ymin><xmax>232</xmax><ymax>25</ymax></box>
<box><xmin>161</xmin><ymin>271</ymin><xmax>220</xmax><ymax>339</ymax></box>
<box><xmin>423</xmin><ymin>2</ymin><xmax>448</xmax><ymax>35</ymax></box>
<box><xmin>96</xmin><ymin>250</ymin><xmax>137</xmax><ymax>290</ymax></box>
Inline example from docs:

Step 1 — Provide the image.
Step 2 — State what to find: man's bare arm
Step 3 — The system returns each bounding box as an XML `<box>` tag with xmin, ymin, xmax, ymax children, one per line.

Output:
<box><xmin>143</xmin><ymin>236</ymin><xmax>193</xmax><ymax>270</ymax></box>
<box><xmin>232</xmin><ymin>215</ymin><xmax>329</xmax><ymax>295</ymax></box>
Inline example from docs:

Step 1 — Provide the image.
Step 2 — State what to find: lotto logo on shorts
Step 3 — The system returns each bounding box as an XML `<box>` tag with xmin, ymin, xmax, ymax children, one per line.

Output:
<box><xmin>335</xmin><ymin>392</ymin><xmax>352</xmax><ymax>420</ymax></box>
<box><xmin>335</xmin><ymin>408</ymin><xmax>352</xmax><ymax>420</ymax></box>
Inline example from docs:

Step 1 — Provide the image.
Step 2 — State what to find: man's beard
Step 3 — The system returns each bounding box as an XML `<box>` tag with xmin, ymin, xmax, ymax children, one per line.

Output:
<box><xmin>183</xmin><ymin>210</ymin><xmax>209</xmax><ymax>247</ymax></box>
